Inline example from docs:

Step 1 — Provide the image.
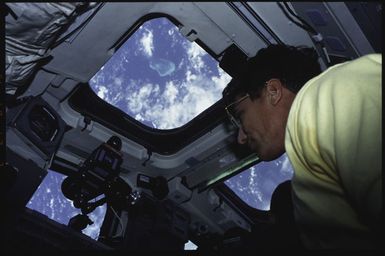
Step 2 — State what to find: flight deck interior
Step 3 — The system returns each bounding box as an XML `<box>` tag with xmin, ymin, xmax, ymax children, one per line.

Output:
<box><xmin>3</xmin><ymin>2</ymin><xmax>382</xmax><ymax>251</ymax></box>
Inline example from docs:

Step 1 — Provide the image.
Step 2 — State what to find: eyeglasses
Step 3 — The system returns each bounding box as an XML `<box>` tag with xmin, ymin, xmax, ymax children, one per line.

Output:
<box><xmin>224</xmin><ymin>94</ymin><xmax>250</xmax><ymax>128</ymax></box>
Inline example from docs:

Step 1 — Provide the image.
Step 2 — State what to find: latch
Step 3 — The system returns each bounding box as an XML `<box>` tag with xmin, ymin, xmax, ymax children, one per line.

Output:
<box><xmin>179</xmin><ymin>26</ymin><xmax>198</xmax><ymax>42</ymax></box>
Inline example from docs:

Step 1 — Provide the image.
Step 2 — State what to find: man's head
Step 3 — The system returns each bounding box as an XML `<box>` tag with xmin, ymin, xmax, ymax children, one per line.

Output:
<box><xmin>223</xmin><ymin>44</ymin><xmax>321</xmax><ymax>161</ymax></box>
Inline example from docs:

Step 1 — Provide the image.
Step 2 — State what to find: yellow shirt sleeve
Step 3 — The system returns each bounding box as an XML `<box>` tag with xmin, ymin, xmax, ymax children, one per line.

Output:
<box><xmin>285</xmin><ymin>54</ymin><xmax>382</xmax><ymax>249</ymax></box>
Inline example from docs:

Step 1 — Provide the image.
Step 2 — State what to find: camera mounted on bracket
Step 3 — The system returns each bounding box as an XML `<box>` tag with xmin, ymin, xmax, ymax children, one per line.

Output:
<box><xmin>61</xmin><ymin>135</ymin><xmax>134</xmax><ymax>231</ymax></box>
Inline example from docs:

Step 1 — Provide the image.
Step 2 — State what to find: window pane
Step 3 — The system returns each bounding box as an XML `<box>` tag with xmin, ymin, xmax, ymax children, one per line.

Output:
<box><xmin>89</xmin><ymin>17</ymin><xmax>231</xmax><ymax>129</ymax></box>
<box><xmin>184</xmin><ymin>240</ymin><xmax>198</xmax><ymax>250</ymax></box>
<box><xmin>224</xmin><ymin>153</ymin><xmax>294</xmax><ymax>210</ymax></box>
<box><xmin>27</xmin><ymin>170</ymin><xmax>107</xmax><ymax>240</ymax></box>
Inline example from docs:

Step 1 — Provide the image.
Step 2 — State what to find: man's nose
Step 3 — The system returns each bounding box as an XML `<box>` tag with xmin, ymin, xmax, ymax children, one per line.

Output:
<box><xmin>237</xmin><ymin>127</ymin><xmax>247</xmax><ymax>145</ymax></box>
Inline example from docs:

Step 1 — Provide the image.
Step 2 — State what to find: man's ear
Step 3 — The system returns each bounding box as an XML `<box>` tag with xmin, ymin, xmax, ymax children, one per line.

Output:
<box><xmin>265</xmin><ymin>79</ymin><xmax>283</xmax><ymax>106</ymax></box>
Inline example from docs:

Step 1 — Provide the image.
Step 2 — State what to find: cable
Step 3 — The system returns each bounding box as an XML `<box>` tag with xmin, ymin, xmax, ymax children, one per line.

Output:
<box><xmin>240</xmin><ymin>2</ymin><xmax>285</xmax><ymax>45</ymax></box>
<box><xmin>227</xmin><ymin>2</ymin><xmax>272</xmax><ymax>45</ymax></box>
<box><xmin>282</xmin><ymin>2</ymin><xmax>317</xmax><ymax>35</ymax></box>
<box><xmin>142</xmin><ymin>149</ymin><xmax>152</xmax><ymax>166</ymax></box>
<box><xmin>278</xmin><ymin>2</ymin><xmax>331</xmax><ymax>66</ymax></box>
<box><xmin>278</xmin><ymin>2</ymin><xmax>311</xmax><ymax>33</ymax></box>
<box><xmin>110</xmin><ymin>205</ymin><xmax>124</xmax><ymax>238</ymax></box>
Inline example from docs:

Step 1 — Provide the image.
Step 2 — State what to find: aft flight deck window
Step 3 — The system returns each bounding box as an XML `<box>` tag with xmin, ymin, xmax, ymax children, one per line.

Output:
<box><xmin>27</xmin><ymin>170</ymin><xmax>107</xmax><ymax>240</ymax></box>
<box><xmin>89</xmin><ymin>17</ymin><xmax>231</xmax><ymax>130</ymax></box>
<box><xmin>225</xmin><ymin>153</ymin><xmax>294</xmax><ymax>210</ymax></box>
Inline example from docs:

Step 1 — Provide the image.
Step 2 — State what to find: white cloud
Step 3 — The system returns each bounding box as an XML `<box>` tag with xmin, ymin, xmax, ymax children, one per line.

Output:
<box><xmin>168</xmin><ymin>28</ymin><xmax>175</xmax><ymax>36</ymax></box>
<box><xmin>135</xmin><ymin>113</ymin><xmax>144</xmax><ymax>122</ymax></box>
<box><xmin>139</xmin><ymin>29</ymin><xmax>154</xmax><ymax>57</ymax></box>
<box><xmin>168</xmin><ymin>27</ymin><xmax>179</xmax><ymax>48</ymax></box>
<box><xmin>185</xmin><ymin>70</ymin><xmax>197</xmax><ymax>83</ymax></box>
<box><xmin>249</xmin><ymin>168</ymin><xmax>256</xmax><ymax>187</ymax></box>
<box><xmin>97</xmin><ymin>85</ymin><xmax>108</xmax><ymax>99</ymax></box>
<box><xmin>280</xmin><ymin>154</ymin><xmax>294</xmax><ymax>177</ymax></box>
<box><xmin>178</xmin><ymin>58</ymin><xmax>185</xmax><ymax>70</ymax></box>
<box><xmin>187</xmin><ymin>43</ymin><xmax>206</xmax><ymax>71</ymax></box>
<box><xmin>128</xmin><ymin>84</ymin><xmax>151</xmax><ymax>113</ymax></box>
<box><xmin>123</xmin><ymin>79</ymin><xmax>203</xmax><ymax>129</ymax></box>
<box><xmin>137</xmin><ymin>65</ymin><xmax>230</xmax><ymax>129</ymax></box>
<box><xmin>114</xmin><ymin>77</ymin><xmax>123</xmax><ymax>87</ymax></box>
<box><xmin>211</xmin><ymin>67</ymin><xmax>232</xmax><ymax>92</ymax></box>
<box><xmin>184</xmin><ymin>240</ymin><xmax>198</xmax><ymax>250</ymax></box>
<box><xmin>162</xmin><ymin>104</ymin><xmax>185</xmax><ymax>128</ymax></box>
<box><xmin>49</xmin><ymin>198</ymin><xmax>54</xmax><ymax>219</ymax></box>
<box><xmin>184</xmin><ymin>84</ymin><xmax>213</xmax><ymax>113</ymax></box>
<box><xmin>111</xmin><ymin>92</ymin><xmax>123</xmax><ymax>106</ymax></box>
<box><xmin>252</xmin><ymin>190</ymin><xmax>265</xmax><ymax>208</ymax></box>
<box><xmin>127</xmin><ymin>83</ymin><xmax>157</xmax><ymax>113</ymax></box>
<box><xmin>163</xmin><ymin>81</ymin><xmax>179</xmax><ymax>104</ymax></box>
<box><xmin>138</xmin><ymin>83</ymin><xmax>153</xmax><ymax>97</ymax></box>
<box><xmin>143</xmin><ymin>101</ymin><xmax>184</xmax><ymax>130</ymax></box>
<box><xmin>82</xmin><ymin>204</ymin><xmax>107</xmax><ymax>240</ymax></box>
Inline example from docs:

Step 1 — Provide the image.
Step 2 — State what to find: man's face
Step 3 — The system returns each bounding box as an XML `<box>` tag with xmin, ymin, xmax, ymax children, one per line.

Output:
<box><xmin>230</xmin><ymin>82</ymin><xmax>287</xmax><ymax>161</ymax></box>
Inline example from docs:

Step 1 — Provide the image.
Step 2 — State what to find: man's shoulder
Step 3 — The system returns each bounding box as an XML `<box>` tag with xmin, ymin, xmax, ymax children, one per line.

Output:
<box><xmin>295</xmin><ymin>53</ymin><xmax>381</xmax><ymax>101</ymax></box>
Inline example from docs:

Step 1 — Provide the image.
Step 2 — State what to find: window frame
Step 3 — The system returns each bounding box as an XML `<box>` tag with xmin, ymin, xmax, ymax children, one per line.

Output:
<box><xmin>69</xmin><ymin>15</ymin><xmax>232</xmax><ymax>154</ymax></box>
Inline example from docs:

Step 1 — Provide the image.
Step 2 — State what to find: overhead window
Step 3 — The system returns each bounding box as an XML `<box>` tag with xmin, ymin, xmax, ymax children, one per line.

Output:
<box><xmin>89</xmin><ymin>17</ymin><xmax>231</xmax><ymax>130</ymax></box>
<box><xmin>224</xmin><ymin>153</ymin><xmax>294</xmax><ymax>210</ymax></box>
<box><xmin>89</xmin><ymin>16</ymin><xmax>290</xmax><ymax>211</ymax></box>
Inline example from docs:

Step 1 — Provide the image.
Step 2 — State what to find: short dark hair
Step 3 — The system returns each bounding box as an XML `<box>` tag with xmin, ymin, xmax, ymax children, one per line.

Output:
<box><xmin>223</xmin><ymin>44</ymin><xmax>322</xmax><ymax>103</ymax></box>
